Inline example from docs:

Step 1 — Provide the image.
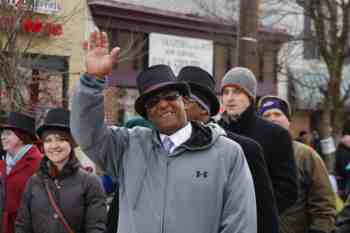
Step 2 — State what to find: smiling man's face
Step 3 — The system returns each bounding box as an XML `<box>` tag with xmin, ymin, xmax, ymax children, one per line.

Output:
<box><xmin>146</xmin><ymin>90</ymin><xmax>188</xmax><ymax>135</ymax></box>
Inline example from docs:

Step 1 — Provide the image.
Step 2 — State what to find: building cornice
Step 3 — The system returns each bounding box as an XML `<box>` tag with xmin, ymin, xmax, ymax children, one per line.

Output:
<box><xmin>88</xmin><ymin>0</ymin><xmax>290</xmax><ymax>45</ymax></box>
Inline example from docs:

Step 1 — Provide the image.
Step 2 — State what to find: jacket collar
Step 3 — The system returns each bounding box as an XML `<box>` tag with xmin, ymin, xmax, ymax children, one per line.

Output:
<box><xmin>159</xmin><ymin>123</ymin><xmax>192</xmax><ymax>153</ymax></box>
<box><xmin>151</xmin><ymin>121</ymin><xmax>214</xmax><ymax>154</ymax></box>
<box><xmin>219</xmin><ymin>105</ymin><xmax>256</xmax><ymax>133</ymax></box>
<box><xmin>182</xmin><ymin>121</ymin><xmax>212</xmax><ymax>149</ymax></box>
<box><xmin>6</xmin><ymin>146</ymin><xmax>42</xmax><ymax>177</ymax></box>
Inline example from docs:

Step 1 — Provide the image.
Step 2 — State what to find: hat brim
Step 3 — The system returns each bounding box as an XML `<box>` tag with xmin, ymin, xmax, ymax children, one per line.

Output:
<box><xmin>189</xmin><ymin>83</ymin><xmax>220</xmax><ymax>116</ymax></box>
<box><xmin>135</xmin><ymin>82</ymin><xmax>190</xmax><ymax>118</ymax></box>
<box><xmin>0</xmin><ymin>124</ymin><xmax>37</xmax><ymax>140</ymax></box>
<box><xmin>36</xmin><ymin>124</ymin><xmax>70</xmax><ymax>138</ymax></box>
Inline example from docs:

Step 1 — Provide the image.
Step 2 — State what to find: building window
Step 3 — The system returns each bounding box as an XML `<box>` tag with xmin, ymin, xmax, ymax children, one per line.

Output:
<box><xmin>6</xmin><ymin>0</ymin><xmax>61</xmax><ymax>14</ymax></box>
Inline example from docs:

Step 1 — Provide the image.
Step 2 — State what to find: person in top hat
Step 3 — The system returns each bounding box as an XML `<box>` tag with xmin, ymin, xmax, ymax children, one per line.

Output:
<box><xmin>70</xmin><ymin>31</ymin><xmax>256</xmax><ymax>233</ymax></box>
<box><xmin>16</xmin><ymin>108</ymin><xmax>107</xmax><ymax>233</ymax></box>
<box><xmin>258</xmin><ymin>96</ymin><xmax>336</xmax><ymax>233</ymax></box>
<box><xmin>178</xmin><ymin>66</ymin><xmax>279</xmax><ymax>233</ymax></box>
<box><xmin>177</xmin><ymin>66</ymin><xmax>220</xmax><ymax>121</ymax></box>
<box><xmin>0</xmin><ymin>112</ymin><xmax>43</xmax><ymax>233</ymax></box>
<box><xmin>217</xmin><ymin>67</ymin><xmax>298</xmax><ymax>215</ymax></box>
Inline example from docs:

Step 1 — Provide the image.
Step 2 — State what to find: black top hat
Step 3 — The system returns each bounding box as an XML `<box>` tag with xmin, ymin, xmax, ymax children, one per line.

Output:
<box><xmin>177</xmin><ymin>66</ymin><xmax>220</xmax><ymax>116</ymax></box>
<box><xmin>0</xmin><ymin>112</ymin><xmax>36</xmax><ymax>139</ymax></box>
<box><xmin>36</xmin><ymin>108</ymin><xmax>71</xmax><ymax>138</ymax></box>
<box><xmin>135</xmin><ymin>65</ymin><xmax>190</xmax><ymax>118</ymax></box>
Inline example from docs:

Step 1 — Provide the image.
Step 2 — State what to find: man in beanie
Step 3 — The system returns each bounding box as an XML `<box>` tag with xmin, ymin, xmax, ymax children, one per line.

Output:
<box><xmin>71</xmin><ymin>31</ymin><xmax>256</xmax><ymax>233</ymax></box>
<box><xmin>335</xmin><ymin>119</ymin><xmax>350</xmax><ymax>201</ymax></box>
<box><xmin>178</xmin><ymin>66</ymin><xmax>279</xmax><ymax>233</ymax></box>
<box><xmin>217</xmin><ymin>67</ymin><xmax>298</xmax><ymax>214</ymax></box>
<box><xmin>258</xmin><ymin>95</ymin><xmax>336</xmax><ymax>233</ymax></box>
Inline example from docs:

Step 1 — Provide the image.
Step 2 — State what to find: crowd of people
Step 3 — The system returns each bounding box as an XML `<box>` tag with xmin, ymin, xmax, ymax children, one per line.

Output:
<box><xmin>1</xmin><ymin>30</ymin><xmax>350</xmax><ymax>233</ymax></box>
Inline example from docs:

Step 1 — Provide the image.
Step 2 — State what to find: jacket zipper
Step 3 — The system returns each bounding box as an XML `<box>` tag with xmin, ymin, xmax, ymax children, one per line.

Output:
<box><xmin>53</xmin><ymin>179</ymin><xmax>63</xmax><ymax>231</ymax></box>
<box><xmin>161</xmin><ymin>158</ymin><xmax>169</xmax><ymax>233</ymax></box>
<box><xmin>54</xmin><ymin>179</ymin><xmax>61</xmax><ymax>189</ymax></box>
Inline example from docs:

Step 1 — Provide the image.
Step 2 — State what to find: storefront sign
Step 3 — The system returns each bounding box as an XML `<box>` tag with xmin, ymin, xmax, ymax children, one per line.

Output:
<box><xmin>149</xmin><ymin>33</ymin><xmax>213</xmax><ymax>75</ymax></box>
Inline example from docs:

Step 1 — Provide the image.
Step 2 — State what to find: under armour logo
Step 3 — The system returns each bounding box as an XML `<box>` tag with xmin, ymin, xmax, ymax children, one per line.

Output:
<box><xmin>196</xmin><ymin>170</ymin><xmax>208</xmax><ymax>178</ymax></box>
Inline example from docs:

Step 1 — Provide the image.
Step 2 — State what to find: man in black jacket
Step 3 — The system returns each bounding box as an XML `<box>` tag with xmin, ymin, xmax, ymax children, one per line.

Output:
<box><xmin>217</xmin><ymin>67</ymin><xmax>298</xmax><ymax>214</ymax></box>
<box><xmin>335</xmin><ymin>120</ymin><xmax>350</xmax><ymax>201</ymax></box>
<box><xmin>337</xmin><ymin>196</ymin><xmax>350</xmax><ymax>233</ymax></box>
<box><xmin>178</xmin><ymin>66</ymin><xmax>279</xmax><ymax>233</ymax></box>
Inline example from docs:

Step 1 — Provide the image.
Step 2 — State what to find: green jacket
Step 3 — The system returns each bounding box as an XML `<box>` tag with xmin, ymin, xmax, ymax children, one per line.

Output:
<box><xmin>280</xmin><ymin>141</ymin><xmax>336</xmax><ymax>233</ymax></box>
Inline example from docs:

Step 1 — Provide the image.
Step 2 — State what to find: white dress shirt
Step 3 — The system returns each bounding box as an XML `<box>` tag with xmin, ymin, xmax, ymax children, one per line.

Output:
<box><xmin>160</xmin><ymin>123</ymin><xmax>192</xmax><ymax>154</ymax></box>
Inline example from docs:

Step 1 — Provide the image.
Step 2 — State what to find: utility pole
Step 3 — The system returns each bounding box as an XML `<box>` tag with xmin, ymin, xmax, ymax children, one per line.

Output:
<box><xmin>238</xmin><ymin>0</ymin><xmax>260</xmax><ymax>76</ymax></box>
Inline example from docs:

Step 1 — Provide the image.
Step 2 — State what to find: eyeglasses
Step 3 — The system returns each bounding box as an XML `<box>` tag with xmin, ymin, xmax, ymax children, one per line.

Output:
<box><xmin>145</xmin><ymin>93</ymin><xmax>181</xmax><ymax>109</ymax></box>
<box><xmin>185</xmin><ymin>97</ymin><xmax>208</xmax><ymax>112</ymax></box>
<box><xmin>185</xmin><ymin>98</ymin><xmax>202</xmax><ymax>107</ymax></box>
<box><xmin>186</xmin><ymin>97</ymin><xmax>197</xmax><ymax>104</ymax></box>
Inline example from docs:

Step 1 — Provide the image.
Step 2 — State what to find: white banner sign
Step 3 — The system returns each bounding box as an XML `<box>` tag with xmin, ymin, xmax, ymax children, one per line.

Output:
<box><xmin>320</xmin><ymin>137</ymin><xmax>336</xmax><ymax>155</ymax></box>
<box><xmin>149</xmin><ymin>33</ymin><xmax>213</xmax><ymax>75</ymax></box>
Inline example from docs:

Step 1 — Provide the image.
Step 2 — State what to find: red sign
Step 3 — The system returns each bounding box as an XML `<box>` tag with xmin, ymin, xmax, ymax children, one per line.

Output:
<box><xmin>0</xmin><ymin>16</ymin><xmax>63</xmax><ymax>36</ymax></box>
<box><xmin>23</xmin><ymin>18</ymin><xmax>63</xmax><ymax>36</ymax></box>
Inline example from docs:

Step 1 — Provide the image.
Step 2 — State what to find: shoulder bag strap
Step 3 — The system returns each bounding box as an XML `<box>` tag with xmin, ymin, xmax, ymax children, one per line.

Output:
<box><xmin>44</xmin><ymin>180</ymin><xmax>75</xmax><ymax>233</ymax></box>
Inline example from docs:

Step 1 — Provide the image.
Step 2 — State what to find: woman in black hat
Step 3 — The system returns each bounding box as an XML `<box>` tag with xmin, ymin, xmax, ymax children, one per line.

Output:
<box><xmin>0</xmin><ymin>112</ymin><xmax>43</xmax><ymax>233</ymax></box>
<box><xmin>16</xmin><ymin>108</ymin><xmax>107</xmax><ymax>233</ymax></box>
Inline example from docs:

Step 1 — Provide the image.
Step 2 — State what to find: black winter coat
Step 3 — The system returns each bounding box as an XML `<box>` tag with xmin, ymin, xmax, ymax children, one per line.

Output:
<box><xmin>335</xmin><ymin>143</ymin><xmax>350</xmax><ymax>200</ymax></box>
<box><xmin>225</xmin><ymin>130</ymin><xmax>280</xmax><ymax>233</ymax></box>
<box><xmin>337</xmin><ymin>195</ymin><xmax>350</xmax><ymax>233</ymax></box>
<box><xmin>15</xmin><ymin>155</ymin><xmax>107</xmax><ymax>233</ymax></box>
<box><xmin>217</xmin><ymin>106</ymin><xmax>298</xmax><ymax>214</ymax></box>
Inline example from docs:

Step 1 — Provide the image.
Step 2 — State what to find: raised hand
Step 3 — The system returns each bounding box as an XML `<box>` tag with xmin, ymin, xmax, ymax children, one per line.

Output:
<box><xmin>83</xmin><ymin>31</ymin><xmax>120</xmax><ymax>79</ymax></box>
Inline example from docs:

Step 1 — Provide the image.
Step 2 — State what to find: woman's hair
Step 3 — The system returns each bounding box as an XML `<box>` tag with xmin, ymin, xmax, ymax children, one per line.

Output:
<box><xmin>41</xmin><ymin>129</ymin><xmax>76</xmax><ymax>147</ymax></box>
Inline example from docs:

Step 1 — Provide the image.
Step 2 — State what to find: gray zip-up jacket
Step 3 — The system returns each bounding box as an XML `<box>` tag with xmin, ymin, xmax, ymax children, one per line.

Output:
<box><xmin>71</xmin><ymin>75</ymin><xmax>257</xmax><ymax>233</ymax></box>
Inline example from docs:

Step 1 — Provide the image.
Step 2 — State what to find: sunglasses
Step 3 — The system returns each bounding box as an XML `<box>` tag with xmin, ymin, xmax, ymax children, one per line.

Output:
<box><xmin>145</xmin><ymin>93</ymin><xmax>181</xmax><ymax>109</ymax></box>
